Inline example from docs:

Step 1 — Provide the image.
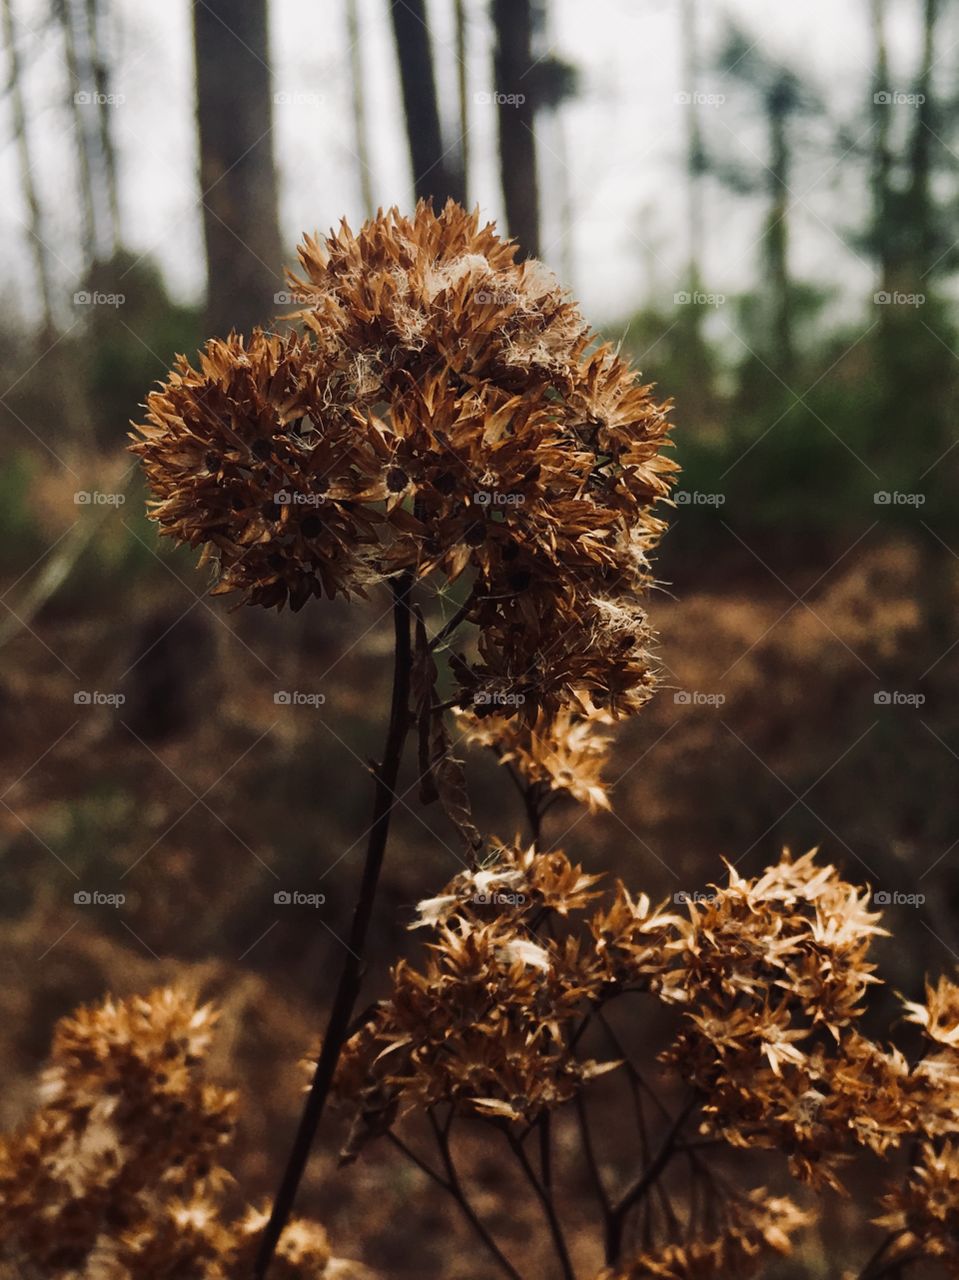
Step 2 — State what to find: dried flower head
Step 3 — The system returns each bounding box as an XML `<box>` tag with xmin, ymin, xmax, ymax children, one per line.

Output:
<box><xmin>0</xmin><ymin>988</ymin><xmax>362</xmax><ymax>1280</ymax></box>
<box><xmin>131</xmin><ymin>202</ymin><xmax>676</xmax><ymax>719</ymax></box>
<box><xmin>603</xmin><ymin>1190</ymin><xmax>812</xmax><ymax>1280</ymax></box>
<box><xmin>457</xmin><ymin>701</ymin><xmax>615</xmax><ymax>811</ymax></box>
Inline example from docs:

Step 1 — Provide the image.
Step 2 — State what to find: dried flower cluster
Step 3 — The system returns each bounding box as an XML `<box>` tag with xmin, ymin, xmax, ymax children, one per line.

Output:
<box><xmin>131</xmin><ymin>201</ymin><xmax>675</xmax><ymax>720</ymax></box>
<box><xmin>0</xmin><ymin>988</ymin><xmax>363</xmax><ymax>1280</ymax></box>
<box><xmin>332</xmin><ymin>845</ymin><xmax>959</xmax><ymax>1278</ymax></box>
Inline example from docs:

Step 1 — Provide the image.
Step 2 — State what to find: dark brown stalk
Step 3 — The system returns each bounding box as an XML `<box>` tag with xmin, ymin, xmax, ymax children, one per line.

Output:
<box><xmin>507</xmin><ymin>1129</ymin><xmax>577</xmax><ymax>1280</ymax></box>
<box><xmin>255</xmin><ymin>573</ymin><xmax>414</xmax><ymax>1278</ymax></box>
<box><xmin>605</xmin><ymin>1096</ymin><xmax>697</xmax><ymax>1264</ymax></box>
<box><xmin>428</xmin><ymin>1110</ymin><xmax>525</xmax><ymax>1280</ymax></box>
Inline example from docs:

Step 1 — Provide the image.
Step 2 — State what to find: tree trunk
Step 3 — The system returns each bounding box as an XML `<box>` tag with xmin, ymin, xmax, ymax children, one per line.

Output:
<box><xmin>388</xmin><ymin>0</ymin><xmax>465</xmax><ymax>207</ymax></box>
<box><xmin>681</xmin><ymin>0</ymin><xmax>704</xmax><ymax>298</ymax></box>
<box><xmin>454</xmin><ymin>0</ymin><xmax>469</xmax><ymax>206</ymax></box>
<box><xmin>491</xmin><ymin>0</ymin><xmax>540</xmax><ymax>258</ymax></box>
<box><xmin>346</xmin><ymin>0</ymin><xmax>374</xmax><ymax>218</ymax></box>
<box><xmin>2</xmin><ymin>0</ymin><xmax>56</xmax><ymax>338</ymax></box>
<box><xmin>869</xmin><ymin>0</ymin><xmax>892</xmax><ymax>297</ymax></box>
<box><xmin>57</xmin><ymin>0</ymin><xmax>97</xmax><ymax>264</ymax></box>
<box><xmin>764</xmin><ymin>86</ymin><xmax>792</xmax><ymax>379</ymax></box>
<box><xmin>192</xmin><ymin>0</ymin><xmax>283</xmax><ymax>336</ymax></box>
<box><xmin>86</xmin><ymin>0</ymin><xmax>121</xmax><ymax>254</ymax></box>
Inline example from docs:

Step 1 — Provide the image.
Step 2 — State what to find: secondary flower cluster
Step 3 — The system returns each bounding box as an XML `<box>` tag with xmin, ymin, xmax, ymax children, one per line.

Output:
<box><xmin>332</xmin><ymin>844</ymin><xmax>959</xmax><ymax>1278</ymax></box>
<box><xmin>131</xmin><ymin>202</ymin><xmax>676</xmax><ymax>721</ymax></box>
<box><xmin>0</xmin><ymin>988</ymin><xmax>363</xmax><ymax>1279</ymax></box>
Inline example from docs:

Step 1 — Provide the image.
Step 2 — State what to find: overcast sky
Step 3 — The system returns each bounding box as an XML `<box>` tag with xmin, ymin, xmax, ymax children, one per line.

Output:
<box><xmin>0</xmin><ymin>0</ymin><xmax>946</xmax><ymax>328</ymax></box>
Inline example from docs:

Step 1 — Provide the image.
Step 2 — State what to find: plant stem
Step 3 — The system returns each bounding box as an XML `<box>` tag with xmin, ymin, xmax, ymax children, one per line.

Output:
<box><xmin>429</xmin><ymin>1111</ymin><xmax>526</xmax><ymax>1280</ymax></box>
<box><xmin>254</xmin><ymin>573</ymin><xmax>414</xmax><ymax>1279</ymax></box>
<box><xmin>605</xmin><ymin>1096</ymin><xmax>696</xmax><ymax>1265</ymax></box>
<box><xmin>507</xmin><ymin>1129</ymin><xmax>577</xmax><ymax>1280</ymax></box>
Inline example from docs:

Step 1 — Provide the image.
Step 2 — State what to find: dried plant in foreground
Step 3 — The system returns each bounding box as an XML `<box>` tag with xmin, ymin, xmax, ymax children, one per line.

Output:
<box><xmin>107</xmin><ymin>200</ymin><xmax>959</xmax><ymax>1280</ymax></box>
<box><xmin>332</xmin><ymin>846</ymin><xmax>959</xmax><ymax>1280</ymax></box>
<box><xmin>129</xmin><ymin>200</ymin><xmax>675</xmax><ymax>1276</ymax></box>
<box><xmin>0</xmin><ymin>988</ymin><xmax>366</xmax><ymax>1279</ymax></box>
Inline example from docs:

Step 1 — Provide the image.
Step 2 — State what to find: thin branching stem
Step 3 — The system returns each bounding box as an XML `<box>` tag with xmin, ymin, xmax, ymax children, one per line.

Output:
<box><xmin>605</xmin><ymin>1096</ymin><xmax>697</xmax><ymax>1265</ymax></box>
<box><xmin>427</xmin><ymin>1110</ymin><xmax>526</xmax><ymax>1280</ymax></box>
<box><xmin>507</xmin><ymin>1128</ymin><xmax>577</xmax><ymax>1280</ymax></box>
<box><xmin>255</xmin><ymin>573</ymin><xmax>415</xmax><ymax>1279</ymax></box>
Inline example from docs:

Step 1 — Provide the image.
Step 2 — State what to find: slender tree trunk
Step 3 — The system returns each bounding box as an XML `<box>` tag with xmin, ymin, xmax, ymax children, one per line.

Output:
<box><xmin>192</xmin><ymin>0</ymin><xmax>283</xmax><ymax>336</ymax></box>
<box><xmin>491</xmin><ymin>0</ymin><xmax>540</xmax><ymax>257</ymax></box>
<box><xmin>57</xmin><ymin>0</ymin><xmax>98</xmax><ymax>265</ymax></box>
<box><xmin>870</xmin><ymin>0</ymin><xmax>893</xmax><ymax>297</ymax></box>
<box><xmin>454</xmin><ymin>0</ymin><xmax>469</xmax><ymax>205</ymax></box>
<box><xmin>681</xmin><ymin>0</ymin><xmax>704</xmax><ymax>299</ymax></box>
<box><xmin>86</xmin><ymin>0</ymin><xmax>120</xmax><ymax>254</ymax></box>
<box><xmin>905</xmin><ymin>0</ymin><xmax>953</xmax><ymax>664</ymax></box>
<box><xmin>346</xmin><ymin>0</ymin><xmax>374</xmax><ymax>218</ymax></box>
<box><xmin>906</xmin><ymin>0</ymin><xmax>936</xmax><ymax>276</ymax></box>
<box><xmin>388</xmin><ymin>0</ymin><xmax>465</xmax><ymax>206</ymax></box>
<box><xmin>764</xmin><ymin>89</ymin><xmax>792</xmax><ymax>379</ymax></box>
<box><xmin>2</xmin><ymin>0</ymin><xmax>56</xmax><ymax>338</ymax></box>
